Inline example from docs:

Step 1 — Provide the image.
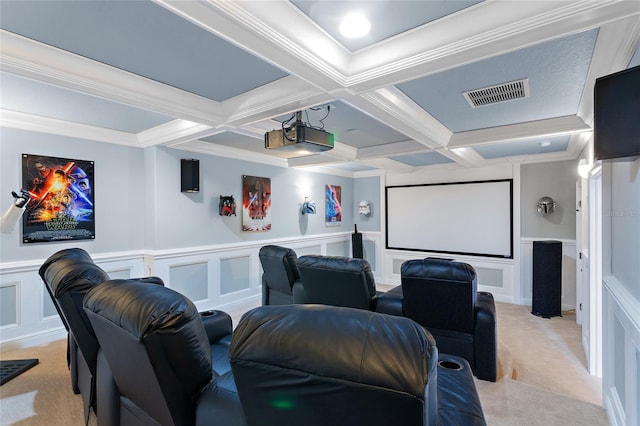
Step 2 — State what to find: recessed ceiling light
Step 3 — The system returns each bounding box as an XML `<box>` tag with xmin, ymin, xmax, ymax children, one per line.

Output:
<box><xmin>339</xmin><ymin>13</ymin><xmax>370</xmax><ymax>39</ymax></box>
<box><xmin>540</xmin><ymin>141</ymin><xmax>551</xmax><ymax>147</ymax></box>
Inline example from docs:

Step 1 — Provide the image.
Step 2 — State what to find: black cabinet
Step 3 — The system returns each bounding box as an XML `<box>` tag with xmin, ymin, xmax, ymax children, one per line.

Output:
<box><xmin>532</xmin><ymin>240</ymin><xmax>562</xmax><ymax>318</ymax></box>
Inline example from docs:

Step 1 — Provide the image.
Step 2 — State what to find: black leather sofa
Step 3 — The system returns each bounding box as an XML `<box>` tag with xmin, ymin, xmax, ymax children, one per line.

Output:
<box><xmin>230</xmin><ymin>304</ymin><xmax>486</xmax><ymax>426</ymax></box>
<box><xmin>376</xmin><ymin>258</ymin><xmax>497</xmax><ymax>382</ymax></box>
<box><xmin>295</xmin><ymin>254</ymin><xmax>380</xmax><ymax>310</ymax></box>
<box><xmin>258</xmin><ymin>245</ymin><xmax>303</xmax><ymax>305</ymax></box>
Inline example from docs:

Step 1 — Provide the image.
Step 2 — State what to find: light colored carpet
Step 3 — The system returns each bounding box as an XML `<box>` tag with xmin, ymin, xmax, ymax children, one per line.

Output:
<box><xmin>0</xmin><ymin>300</ymin><xmax>607</xmax><ymax>425</ymax></box>
<box><xmin>476</xmin><ymin>302</ymin><xmax>607</xmax><ymax>426</ymax></box>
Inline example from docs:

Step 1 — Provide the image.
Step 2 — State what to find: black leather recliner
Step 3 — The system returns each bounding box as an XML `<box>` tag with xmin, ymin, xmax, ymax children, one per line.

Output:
<box><xmin>39</xmin><ymin>248</ymin><xmax>235</xmax><ymax>425</ymax></box>
<box><xmin>295</xmin><ymin>255</ymin><xmax>379</xmax><ymax>310</ymax></box>
<box><xmin>38</xmin><ymin>248</ymin><xmax>162</xmax><ymax>423</ymax></box>
<box><xmin>393</xmin><ymin>258</ymin><xmax>497</xmax><ymax>382</ymax></box>
<box><xmin>258</xmin><ymin>245</ymin><xmax>303</xmax><ymax>305</ymax></box>
<box><xmin>230</xmin><ymin>304</ymin><xmax>486</xmax><ymax>426</ymax></box>
<box><xmin>83</xmin><ymin>280</ymin><xmax>246</xmax><ymax>426</ymax></box>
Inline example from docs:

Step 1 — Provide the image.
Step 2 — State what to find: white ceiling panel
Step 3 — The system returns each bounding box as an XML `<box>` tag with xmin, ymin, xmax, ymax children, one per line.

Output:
<box><xmin>1</xmin><ymin>1</ymin><xmax>639</xmax><ymax>175</ymax></box>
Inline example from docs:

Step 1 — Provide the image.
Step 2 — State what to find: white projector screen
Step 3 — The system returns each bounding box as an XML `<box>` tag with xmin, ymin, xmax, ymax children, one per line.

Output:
<box><xmin>386</xmin><ymin>179</ymin><xmax>513</xmax><ymax>258</ymax></box>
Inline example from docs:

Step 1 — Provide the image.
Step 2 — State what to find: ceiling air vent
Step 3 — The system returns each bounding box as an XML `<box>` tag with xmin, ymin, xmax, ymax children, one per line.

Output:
<box><xmin>463</xmin><ymin>78</ymin><xmax>530</xmax><ymax>108</ymax></box>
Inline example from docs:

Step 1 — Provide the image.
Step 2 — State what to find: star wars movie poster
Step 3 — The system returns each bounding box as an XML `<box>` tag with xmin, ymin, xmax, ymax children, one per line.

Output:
<box><xmin>242</xmin><ymin>175</ymin><xmax>271</xmax><ymax>231</ymax></box>
<box><xmin>22</xmin><ymin>154</ymin><xmax>95</xmax><ymax>243</ymax></box>
<box><xmin>325</xmin><ymin>184</ymin><xmax>342</xmax><ymax>226</ymax></box>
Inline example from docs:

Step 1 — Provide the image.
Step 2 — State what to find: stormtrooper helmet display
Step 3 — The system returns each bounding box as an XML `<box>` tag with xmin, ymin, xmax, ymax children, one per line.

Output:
<box><xmin>358</xmin><ymin>200</ymin><xmax>371</xmax><ymax>216</ymax></box>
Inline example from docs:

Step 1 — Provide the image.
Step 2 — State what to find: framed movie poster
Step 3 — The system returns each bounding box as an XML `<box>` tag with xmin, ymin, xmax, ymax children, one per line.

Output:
<box><xmin>242</xmin><ymin>175</ymin><xmax>271</xmax><ymax>231</ymax></box>
<box><xmin>22</xmin><ymin>154</ymin><xmax>95</xmax><ymax>243</ymax></box>
<box><xmin>325</xmin><ymin>184</ymin><xmax>342</xmax><ymax>226</ymax></box>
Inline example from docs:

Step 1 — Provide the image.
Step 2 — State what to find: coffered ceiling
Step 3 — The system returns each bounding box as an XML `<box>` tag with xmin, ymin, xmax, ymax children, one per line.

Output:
<box><xmin>1</xmin><ymin>1</ymin><xmax>640</xmax><ymax>176</ymax></box>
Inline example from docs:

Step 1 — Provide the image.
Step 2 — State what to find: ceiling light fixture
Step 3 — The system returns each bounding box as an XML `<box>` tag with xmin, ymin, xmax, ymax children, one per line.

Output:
<box><xmin>339</xmin><ymin>13</ymin><xmax>370</xmax><ymax>39</ymax></box>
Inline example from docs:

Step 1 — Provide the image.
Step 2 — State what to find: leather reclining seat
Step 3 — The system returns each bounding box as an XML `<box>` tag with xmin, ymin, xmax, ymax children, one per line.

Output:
<box><xmin>38</xmin><ymin>248</ymin><xmax>157</xmax><ymax>422</ymax></box>
<box><xmin>258</xmin><ymin>245</ymin><xmax>303</xmax><ymax>305</ymax></box>
<box><xmin>83</xmin><ymin>280</ymin><xmax>246</xmax><ymax>426</ymax></box>
<box><xmin>377</xmin><ymin>258</ymin><xmax>497</xmax><ymax>382</ymax></box>
<box><xmin>230</xmin><ymin>304</ymin><xmax>486</xmax><ymax>426</ymax></box>
<box><xmin>295</xmin><ymin>255</ymin><xmax>379</xmax><ymax>310</ymax></box>
<box><xmin>39</xmin><ymin>248</ymin><xmax>234</xmax><ymax>426</ymax></box>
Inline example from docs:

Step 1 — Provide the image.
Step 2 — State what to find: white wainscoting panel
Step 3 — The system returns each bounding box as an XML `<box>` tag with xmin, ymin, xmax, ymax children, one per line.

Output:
<box><xmin>603</xmin><ymin>276</ymin><xmax>640</xmax><ymax>426</ymax></box>
<box><xmin>0</xmin><ymin>251</ymin><xmax>146</xmax><ymax>343</ymax></box>
<box><xmin>0</xmin><ymin>232</ymin><xmax>373</xmax><ymax>344</ymax></box>
<box><xmin>382</xmin><ymin>250</ymin><xmax>515</xmax><ymax>303</ymax></box>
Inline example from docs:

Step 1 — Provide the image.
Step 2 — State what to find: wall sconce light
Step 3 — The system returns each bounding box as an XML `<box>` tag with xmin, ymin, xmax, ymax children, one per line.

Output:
<box><xmin>301</xmin><ymin>197</ymin><xmax>316</xmax><ymax>215</ymax></box>
<box><xmin>358</xmin><ymin>200</ymin><xmax>371</xmax><ymax>216</ymax></box>
<box><xmin>577</xmin><ymin>159</ymin><xmax>591</xmax><ymax>179</ymax></box>
<box><xmin>536</xmin><ymin>196</ymin><xmax>556</xmax><ymax>215</ymax></box>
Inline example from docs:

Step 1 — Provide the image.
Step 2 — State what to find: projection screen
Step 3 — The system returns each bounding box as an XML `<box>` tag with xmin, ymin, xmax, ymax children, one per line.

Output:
<box><xmin>385</xmin><ymin>179</ymin><xmax>513</xmax><ymax>258</ymax></box>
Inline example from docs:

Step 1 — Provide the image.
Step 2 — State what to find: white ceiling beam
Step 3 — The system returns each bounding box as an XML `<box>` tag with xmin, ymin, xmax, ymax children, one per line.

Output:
<box><xmin>348</xmin><ymin>87</ymin><xmax>452</xmax><ymax>148</ymax></box>
<box><xmin>357</xmin><ymin>140</ymin><xmax>429</xmax><ymax>160</ymax></box>
<box><xmin>287</xmin><ymin>141</ymin><xmax>358</xmax><ymax>167</ymax></box>
<box><xmin>447</xmin><ymin>115</ymin><xmax>592</xmax><ymax>149</ymax></box>
<box><xmin>222</xmin><ymin>76</ymin><xmax>333</xmax><ymax>127</ymax></box>
<box><xmin>0</xmin><ymin>30</ymin><xmax>225</xmax><ymax>126</ymax></box>
<box><xmin>137</xmin><ymin>119</ymin><xmax>216</xmax><ymax>148</ymax></box>
<box><xmin>175</xmin><ymin>139</ymin><xmax>288</xmax><ymax>168</ymax></box>
<box><xmin>347</xmin><ymin>1</ymin><xmax>640</xmax><ymax>92</ymax></box>
<box><xmin>577</xmin><ymin>15</ymin><xmax>640</xmax><ymax>126</ymax></box>
<box><xmin>157</xmin><ymin>0</ymin><xmax>347</xmax><ymax>91</ymax></box>
<box><xmin>443</xmin><ymin>146</ymin><xmax>488</xmax><ymax>168</ymax></box>
<box><xmin>0</xmin><ymin>109</ymin><xmax>138</xmax><ymax>146</ymax></box>
<box><xmin>358</xmin><ymin>157</ymin><xmax>416</xmax><ymax>174</ymax></box>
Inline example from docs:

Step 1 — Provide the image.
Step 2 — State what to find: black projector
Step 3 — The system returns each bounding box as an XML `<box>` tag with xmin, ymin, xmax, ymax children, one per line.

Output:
<box><xmin>265</xmin><ymin>124</ymin><xmax>334</xmax><ymax>153</ymax></box>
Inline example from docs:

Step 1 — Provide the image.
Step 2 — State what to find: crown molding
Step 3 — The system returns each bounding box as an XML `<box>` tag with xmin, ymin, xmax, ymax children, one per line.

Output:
<box><xmin>0</xmin><ymin>109</ymin><xmax>137</xmax><ymax>146</ymax></box>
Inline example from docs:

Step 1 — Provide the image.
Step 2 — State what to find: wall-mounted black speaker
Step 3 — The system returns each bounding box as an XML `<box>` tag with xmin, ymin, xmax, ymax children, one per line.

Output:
<box><xmin>532</xmin><ymin>240</ymin><xmax>562</xmax><ymax>318</ymax></box>
<box><xmin>181</xmin><ymin>159</ymin><xmax>199</xmax><ymax>193</ymax></box>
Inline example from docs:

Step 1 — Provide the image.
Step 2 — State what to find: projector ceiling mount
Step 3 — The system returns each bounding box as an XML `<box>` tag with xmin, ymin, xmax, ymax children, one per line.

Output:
<box><xmin>265</xmin><ymin>107</ymin><xmax>335</xmax><ymax>154</ymax></box>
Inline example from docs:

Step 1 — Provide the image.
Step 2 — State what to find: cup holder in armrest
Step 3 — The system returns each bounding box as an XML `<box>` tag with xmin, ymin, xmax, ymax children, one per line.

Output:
<box><xmin>200</xmin><ymin>310</ymin><xmax>217</xmax><ymax>317</ymax></box>
<box><xmin>438</xmin><ymin>360</ymin><xmax>463</xmax><ymax>371</ymax></box>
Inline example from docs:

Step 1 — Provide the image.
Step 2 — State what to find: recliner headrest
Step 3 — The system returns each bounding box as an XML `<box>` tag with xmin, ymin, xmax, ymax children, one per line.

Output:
<box><xmin>297</xmin><ymin>255</ymin><xmax>371</xmax><ymax>274</ymax></box>
<box><xmin>84</xmin><ymin>280</ymin><xmax>213</xmax><ymax>391</ymax></box>
<box><xmin>230</xmin><ymin>304</ymin><xmax>436</xmax><ymax>396</ymax></box>
<box><xmin>402</xmin><ymin>258</ymin><xmax>476</xmax><ymax>282</ymax></box>
<box><xmin>39</xmin><ymin>248</ymin><xmax>110</xmax><ymax>297</ymax></box>
<box><xmin>259</xmin><ymin>245</ymin><xmax>300</xmax><ymax>283</ymax></box>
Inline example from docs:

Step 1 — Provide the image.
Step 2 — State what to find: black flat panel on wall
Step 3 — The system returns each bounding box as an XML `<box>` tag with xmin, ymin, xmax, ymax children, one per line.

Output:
<box><xmin>181</xmin><ymin>159</ymin><xmax>199</xmax><ymax>193</ymax></box>
<box><xmin>532</xmin><ymin>240</ymin><xmax>562</xmax><ymax>318</ymax></box>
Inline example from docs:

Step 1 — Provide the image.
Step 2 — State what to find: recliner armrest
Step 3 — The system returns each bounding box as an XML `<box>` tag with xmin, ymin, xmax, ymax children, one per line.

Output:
<box><xmin>474</xmin><ymin>291</ymin><xmax>497</xmax><ymax>382</ymax></box>
<box><xmin>292</xmin><ymin>280</ymin><xmax>304</xmax><ymax>304</ymax></box>
<box><xmin>200</xmin><ymin>310</ymin><xmax>233</xmax><ymax>343</ymax></box>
